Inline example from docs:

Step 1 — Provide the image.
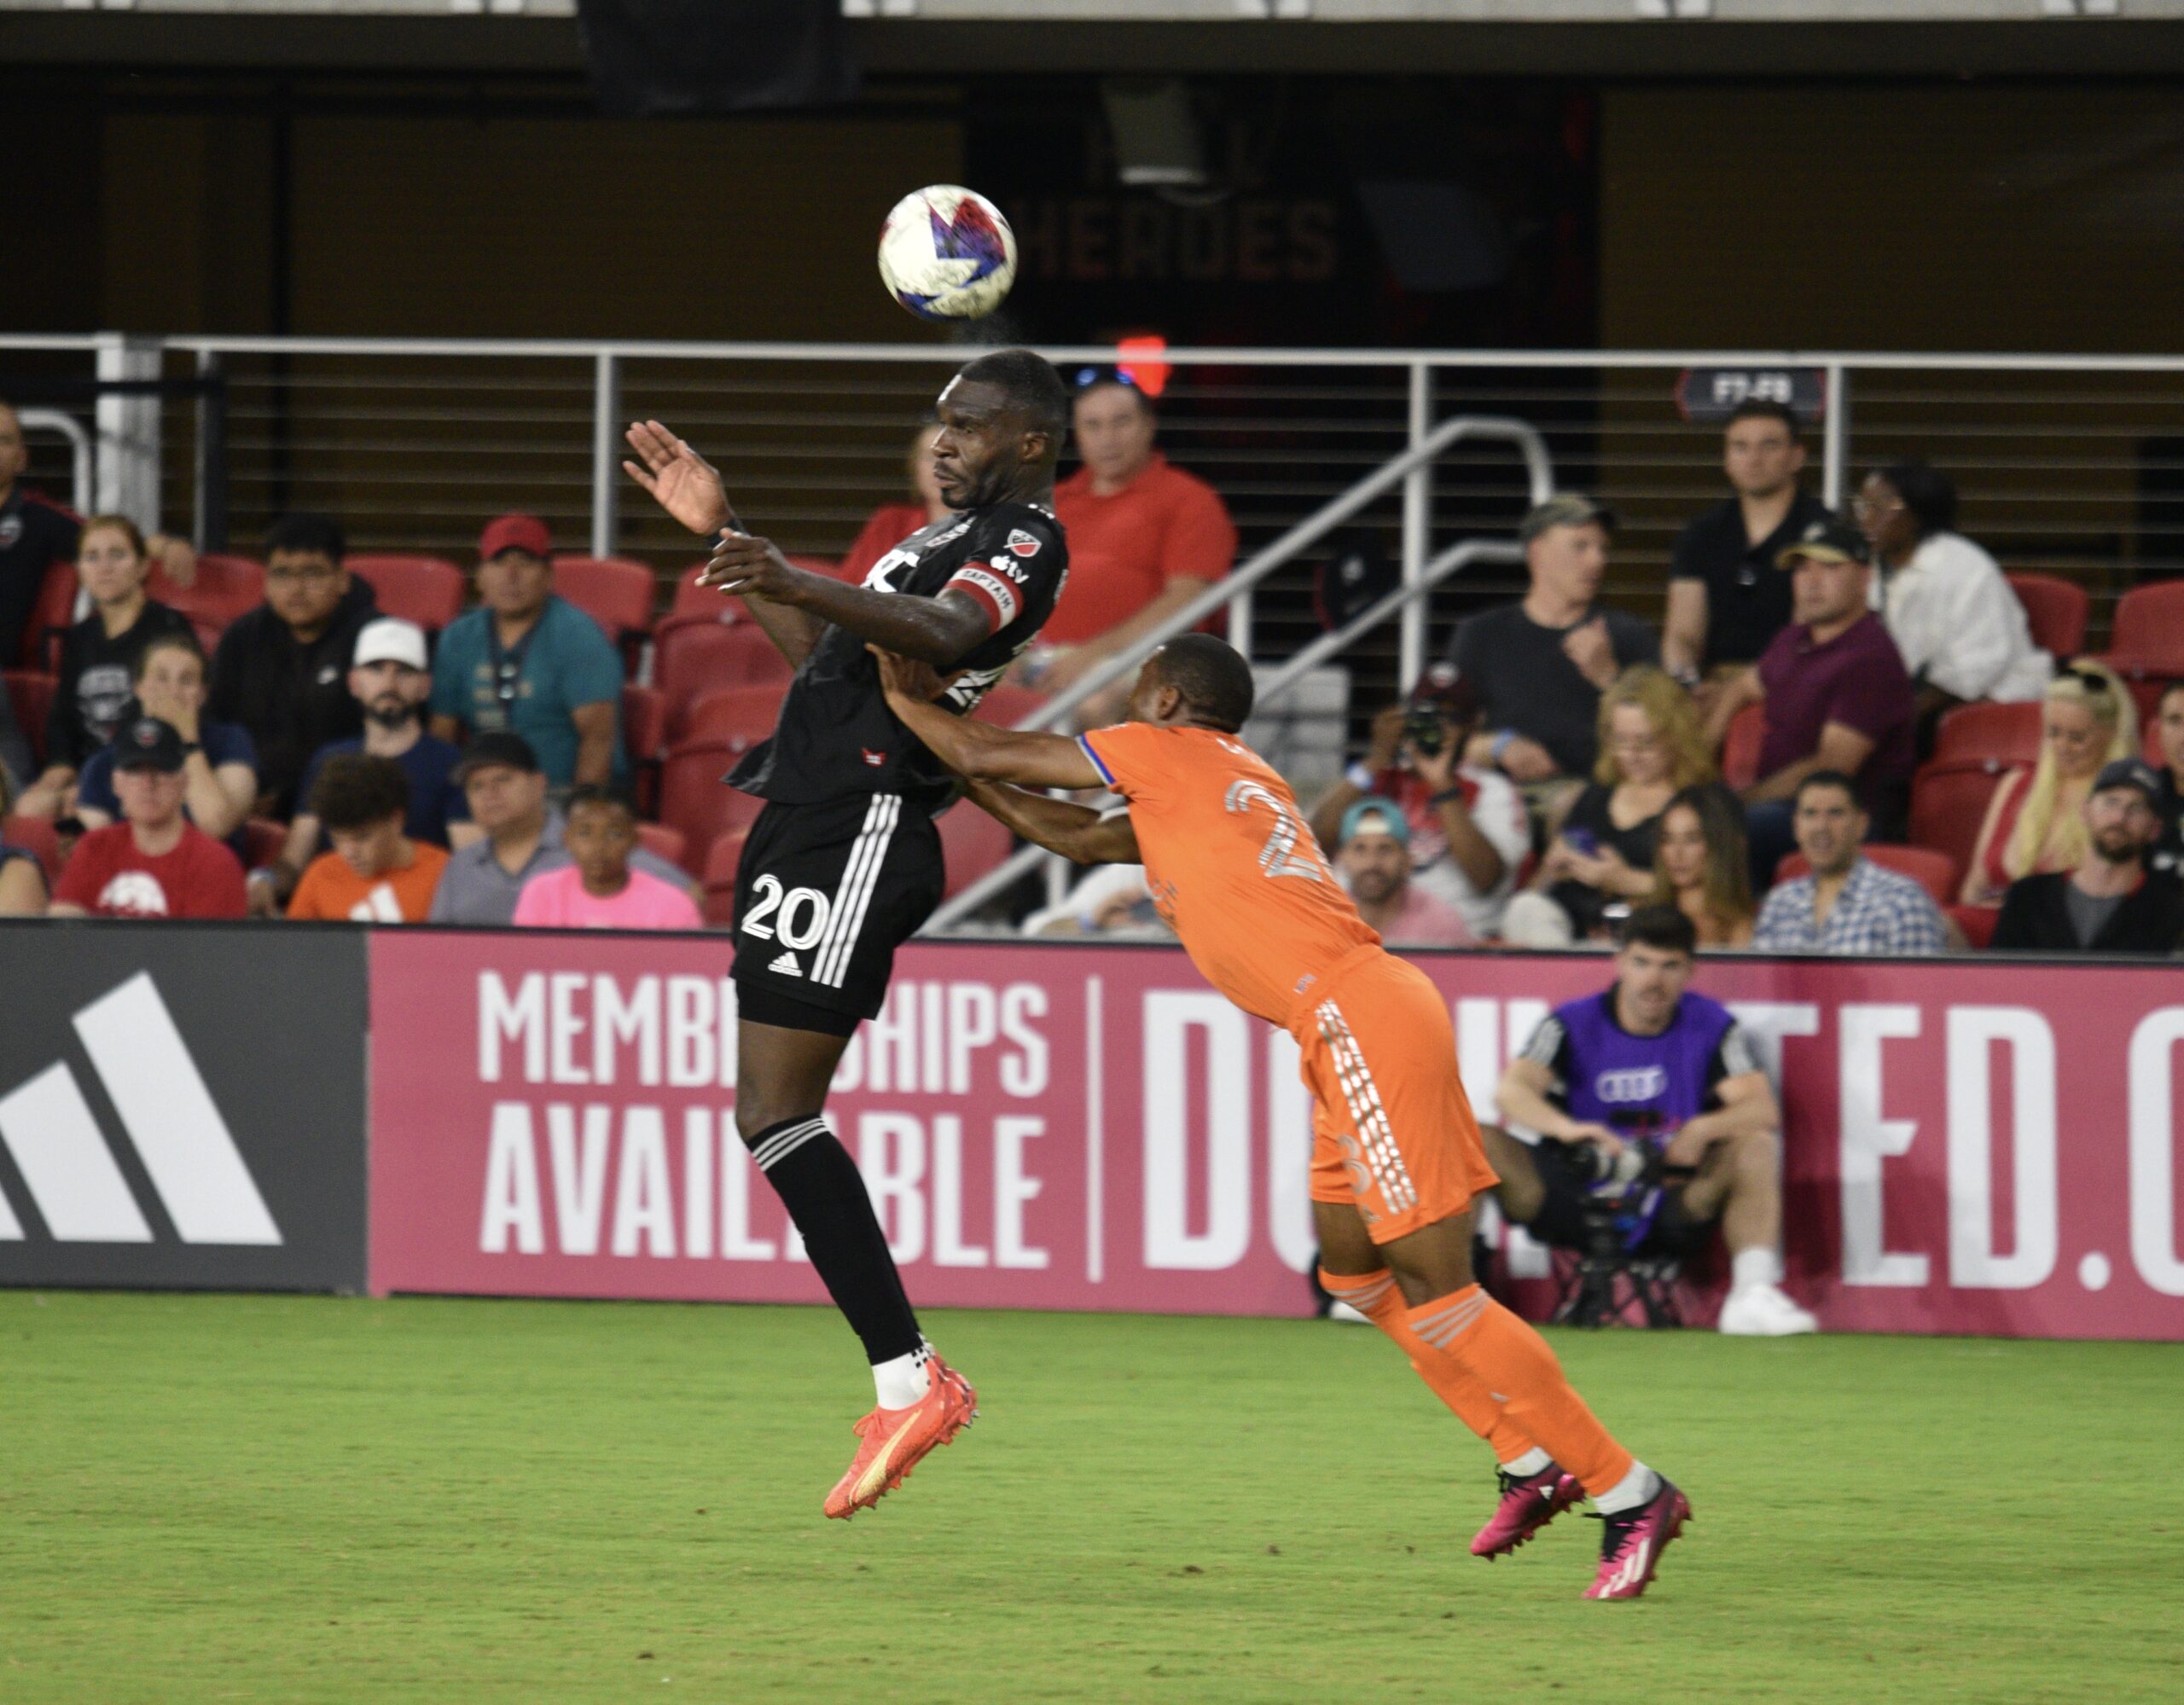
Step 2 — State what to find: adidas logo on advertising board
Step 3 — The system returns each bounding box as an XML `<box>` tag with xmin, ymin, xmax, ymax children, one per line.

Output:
<box><xmin>0</xmin><ymin>972</ymin><xmax>282</xmax><ymax>1245</ymax></box>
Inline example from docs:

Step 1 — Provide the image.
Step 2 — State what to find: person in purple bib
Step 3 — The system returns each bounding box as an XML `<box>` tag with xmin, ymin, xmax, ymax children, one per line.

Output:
<box><xmin>1484</xmin><ymin>904</ymin><xmax>1817</xmax><ymax>1337</ymax></box>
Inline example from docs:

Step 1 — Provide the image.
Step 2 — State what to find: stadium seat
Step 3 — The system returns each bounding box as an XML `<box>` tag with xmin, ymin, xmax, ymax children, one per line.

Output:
<box><xmin>188</xmin><ymin>615</ymin><xmax>227</xmax><ymax>658</ymax></box>
<box><xmin>658</xmin><ymin>740</ymin><xmax>768</xmax><ymax>874</ymax></box>
<box><xmin>24</xmin><ymin>559</ymin><xmax>78</xmax><ymax>670</ymax></box>
<box><xmin>1</xmin><ymin>813</ymin><xmax>63</xmax><ymax>887</ymax></box>
<box><xmin>150</xmin><ymin>552</ymin><xmax>264</xmax><ymax>629</ymax></box>
<box><xmin>700</xmin><ymin>827</ymin><xmax>750</xmax><ymax>925</ymax></box>
<box><xmin>1775</xmin><ymin>844</ymin><xmax>1959</xmax><ymax>908</ymax></box>
<box><xmin>681</xmin><ymin>684</ymin><xmax>788</xmax><ymax>750</ymax></box>
<box><xmin>347</xmin><ymin>554</ymin><xmax>466</xmax><ymax>631</ymax></box>
<box><xmin>1908</xmin><ymin>758</ymin><xmax>2018</xmax><ymax>886</ymax></box>
<box><xmin>552</xmin><ymin>555</ymin><xmax>657</xmax><ymax>643</ymax></box>
<box><xmin>1949</xmin><ymin>904</ymin><xmax>2000</xmax><ymax>950</ymax></box>
<box><xmin>938</xmin><ymin>800</ymin><xmax>1014</xmax><ymax>901</ymax></box>
<box><xmin>2005</xmin><ymin>572</ymin><xmax>2088</xmax><ymax>660</ymax></box>
<box><xmin>1720</xmin><ymin>702</ymin><xmax>1766</xmax><ymax>792</ymax></box>
<box><xmin>241</xmin><ymin>816</ymin><xmax>288</xmax><ymax>873</ymax></box>
<box><xmin>1933</xmin><ymin>700</ymin><xmax>2042</xmax><ymax>768</ymax></box>
<box><xmin>634</xmin><ymin>821</ymin><xmax>687</xmax><ymax>873</ymax></box>
<box><xmin>972</xmin><ymin>683</ymin><xmax>1048</xmax><ymax>728</ymax></box>
<box><xmin>668</xmin><ymin>562</ymin><xmax>729</xmax><ymax>624</ymax></box>
<box><xmin>2101</xmin><ymin>577</ymin><xmax>2184</xmax><ymax>676</ymax></box>
<box><xmin>658</xmin><ymin>622</ymin><xmax>794</xmax><ymax>736</ymax></box>
<box><xmin>4</xmin><ymin>670</ymin><xmax>55</xmax><ymax>767</ymax></box>
<box><xmin>622</xmin><ymin>683</ymin><xmax>666</xmax><ymax>815</ymax></box>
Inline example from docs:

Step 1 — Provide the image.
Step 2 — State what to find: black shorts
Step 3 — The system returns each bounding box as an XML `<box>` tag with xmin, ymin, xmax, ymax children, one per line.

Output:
<box><xmin>1521</xmin><ymin>1140</ymin><xmax>1717</xmax><ymax>1262</ymax></box>
<box><xmin>731</xmin><ymin>792</ymin><xmax>945</xmax><ymax>1029</ymax></box>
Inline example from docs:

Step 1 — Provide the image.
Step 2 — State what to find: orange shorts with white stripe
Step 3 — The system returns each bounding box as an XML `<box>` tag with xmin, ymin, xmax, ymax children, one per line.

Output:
<box><xmin>1298</xmin><ymin>949</ymin><xmax>1498</xmax><ymax>1243</ymax></box>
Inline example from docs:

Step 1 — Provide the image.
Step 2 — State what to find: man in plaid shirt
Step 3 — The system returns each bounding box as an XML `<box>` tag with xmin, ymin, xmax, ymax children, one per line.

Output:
<box><xmin>1754</xmin><ymin>770</ymin><xmax>1947</xmax><ymax>954</ymax></box>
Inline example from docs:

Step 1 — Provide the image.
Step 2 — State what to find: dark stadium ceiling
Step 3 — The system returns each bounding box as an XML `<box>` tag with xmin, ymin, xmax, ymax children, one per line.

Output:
<box><xmin>6</xmin><ymin>14</ymin><xmax>2184</xmax><ymax>78</ymax></box>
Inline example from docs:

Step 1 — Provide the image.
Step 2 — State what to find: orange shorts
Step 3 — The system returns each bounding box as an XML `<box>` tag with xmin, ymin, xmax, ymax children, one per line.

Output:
<box><xmin>1295</xmin><ymin>949</ymin><xmax>1498</xmax><ymax>1244</ymax></box>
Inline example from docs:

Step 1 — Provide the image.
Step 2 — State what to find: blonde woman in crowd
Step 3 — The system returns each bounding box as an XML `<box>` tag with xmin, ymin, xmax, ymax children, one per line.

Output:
<box><xmin>1649</xmin><ymin>783</ymin><xmax>1755</xmax><ymax>948</ymax></box>
<box><xmin>1502</xmin><ymin>665</ymin><xmax>1725</xmax><ymax>946</ymax></box>
<box><xmin>1960</xmin><ymin>660</ymin><xmax>2136</xmax><ymax>908</ymax></box>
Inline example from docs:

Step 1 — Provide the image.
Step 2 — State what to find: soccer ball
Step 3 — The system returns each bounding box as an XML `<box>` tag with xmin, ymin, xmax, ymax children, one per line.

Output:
<box><xmin>877</xmin><ymin>185</ymin><xmax>1018</xmax><ymax>321</ymax></box>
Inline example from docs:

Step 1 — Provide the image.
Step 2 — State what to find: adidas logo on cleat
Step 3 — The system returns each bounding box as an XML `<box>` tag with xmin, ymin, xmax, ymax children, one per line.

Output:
<box><xmin>770</xmin><ymin>951</ymin><xmax>804</xmax><ymax>977</ymax></box>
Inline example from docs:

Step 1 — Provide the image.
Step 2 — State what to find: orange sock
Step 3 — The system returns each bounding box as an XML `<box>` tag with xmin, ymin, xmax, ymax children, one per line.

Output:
<box><xmin>1405</xmin><ymin>1285</ymin><xmax>1635</xmax><ymax>1499</ymax></box>
<box><xmin>1320</xmin><ymin>1267</ymin><xmax>1539</xmax><ymax>1465</ymax></box>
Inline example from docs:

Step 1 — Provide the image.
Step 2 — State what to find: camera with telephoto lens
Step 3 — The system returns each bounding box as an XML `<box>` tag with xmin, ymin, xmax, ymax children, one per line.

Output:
<box><xmin>1403</xmin><ymin>700</ymin><xmax>1448</xmax><ymax>758</ymax></box>
<box><xmin>1400</xmin><ymin>662</ymin><xmax>1476</xmax><ymax>762</ymax></box>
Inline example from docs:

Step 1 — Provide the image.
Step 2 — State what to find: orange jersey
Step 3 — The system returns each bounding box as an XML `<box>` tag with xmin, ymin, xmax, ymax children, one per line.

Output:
<box><xmin>1079</xmin><ymin>722</ymin><xmax>1380</xmax><ymax>1029</ymax></box>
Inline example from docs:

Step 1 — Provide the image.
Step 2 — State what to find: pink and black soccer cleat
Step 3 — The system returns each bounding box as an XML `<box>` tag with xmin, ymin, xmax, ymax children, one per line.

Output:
<box><xmin>1470</xmin><ymin>1463</ymin><xmax>1584</xmax><ymax>1559</ymax></box>
<box><xmin>1584</xmin><ymin>1476</ymin><xmax>1691</xmax><ymax>1600</ymax></box>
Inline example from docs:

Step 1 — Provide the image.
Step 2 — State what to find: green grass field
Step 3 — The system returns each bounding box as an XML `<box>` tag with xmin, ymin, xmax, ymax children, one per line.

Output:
<box><xmin>4</xmin><ymin>1291</ymin><xmax>2177</xmax><ymax>1705</ymax></box>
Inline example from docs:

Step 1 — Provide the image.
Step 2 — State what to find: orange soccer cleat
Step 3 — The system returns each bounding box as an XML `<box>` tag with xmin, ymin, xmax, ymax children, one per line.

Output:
<box><xmin>822</xmin><ymin>1358</ymin><xmax>979</xmax><ymax>1520</ymax></box>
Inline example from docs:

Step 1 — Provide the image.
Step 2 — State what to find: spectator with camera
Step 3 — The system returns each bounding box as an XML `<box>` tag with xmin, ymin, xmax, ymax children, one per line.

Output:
<box><xmin>1990</xmin><ymin>759</ymin><xmax>2184</xmax><ymax>954</ymax></box>
<box><xmin>1501</xmin><ymin>666</ymin><xmax>1727</xmax><ymax>948</ymax></box>
<box><xmin>429</xmin><ymin>733</ymin><xmax>694</xmax><ymax>926</ymax></box>
<box><xmin>72</xmin><ymin>631</ymin><xmax>257</xmax><ymax>853</ymax></box>
<box><xmin>15</xmin><ymin>515</ymin><xmax>195</xmax><ymax>821</ymax></box>
<box><xmin>1663</xmin><ymin>401</ymin><xmax>1831</xmax><ymax>692</ymax></box>
<box><xmin>1856</xmin><ymin>461</ymin><xmax>2048</xmax><ymax>740</ymax></box>
<box><xmin>1752</xmin><ymin>771</ymin><xmax>1948</xmax><ymax>955</ymax></box>
<box><xmin>285</xmin><ymin>753</ymin><xmax>450</xmax><ymax>924</ymax></box>
<box><xmin>430</xmin><ymin>513</ymin><xmax>624</xmax><ymax>791</ymax></box>
<box><xmin>210</xmin><ymin>512</ymin><xmax>381</xmax><ymax>818</ymax></box>
<box><xmin>49</xmin><ymin>717</ymin><xmax>247</xmax><ymax>919</ymax></box>
<box><xmin>1484</xmin><ymin>906</ymin><xmax>1815</xmax><ymax>1337</ymax></box>
<box><xmin>252</xmin><ymin>618</ymin><xmax>473</xmax><ymax>916</ymax></box>
<box><xmin>1333</xmin><ymin>798</ymin><xmax>1474</xmax><ymax>948</ymax></box>
<box><xmin>1647</xmin><ymin>783</ymin><xmax>1756</xmax><ymax>948</ymax></box>
<box><xmin>512</xmin><ymin>786</ymin><xmax>702</xmax><ymax>931</ymax></box>
<box><xmin>1307</xmin><ymin>664</ymin><xmax>1528</xmax><ymax>939</ymax></box>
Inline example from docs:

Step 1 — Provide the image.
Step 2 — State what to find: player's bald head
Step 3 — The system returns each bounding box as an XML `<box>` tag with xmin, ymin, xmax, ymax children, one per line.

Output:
<box><xmin>949</xmin><ymin>349</ymin><xmax>1068</xmax><ymax>449</ymax></box>
<box><xmin>1147</xmin><ymin>634</ymin><xmax>1255</xmax><ymax>734</ymax></box>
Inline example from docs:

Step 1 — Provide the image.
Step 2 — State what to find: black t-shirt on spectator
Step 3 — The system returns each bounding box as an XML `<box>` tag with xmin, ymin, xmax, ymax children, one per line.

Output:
<box><xmin>0</xmin><ymin>487</ymin><xmax>82</xmax><ymax>667</ymax></box>
<box><xmin>1449</xmin><ymin>602</ymin><xmax>1659</xmax><ymax>778</ymax></box>
<box><xmin>1991</xmin><ymin>869</ymin><xmax>2184</xmax><ymax>955</ymax></box>
<box><xmin>45</xmin><ymin>600</ymin><xmax>194</xmax><ymax>770</ymax></box>
<box><xmin>1669</xmin><ymin>491</ymin><xmax>1832</xmax><ymax>669</ymax></box>
<box><xmin>2153</xmin><ymin>773</ymin><xmax>2183</xmax><ymax>879</ymax></box>
<box><xmin>209</xmin><ymin>577</ymin><xmax>379</xmax><ymax>816</ymax></box>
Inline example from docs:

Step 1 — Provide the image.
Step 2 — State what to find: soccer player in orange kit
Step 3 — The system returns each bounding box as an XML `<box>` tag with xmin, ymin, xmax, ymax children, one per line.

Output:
<box><xmin>874</xmin><ymin>634</ymin><xmax>1689</xmax><ymax>1600</ymax></box>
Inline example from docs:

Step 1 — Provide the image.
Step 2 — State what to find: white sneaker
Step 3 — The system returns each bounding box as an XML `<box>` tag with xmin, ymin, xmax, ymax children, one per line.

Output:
<box><xmin>1718</xmin><ymin>1283</ymin><xmax>1818</xmax><ymax>1337</ymax></box>
<box><xmin>1327</xmin><ymin>1300</ymin><xmax>1373</xmax><ymax>1325</ymax></box>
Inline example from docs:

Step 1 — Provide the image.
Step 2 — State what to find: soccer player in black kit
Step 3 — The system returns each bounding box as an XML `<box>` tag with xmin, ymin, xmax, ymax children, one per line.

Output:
<box><xmin>623</xmin><ymin>349</ymin><xmax>1070</xmax><ymax>1519</ymax></box>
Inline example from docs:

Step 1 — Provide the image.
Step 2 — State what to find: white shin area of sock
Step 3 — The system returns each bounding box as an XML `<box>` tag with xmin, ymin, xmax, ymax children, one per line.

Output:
<box><xmin>1502</xmin><ymin>1447</ymin><xmax>1554</xmax><ymax>1477</ymax></box>
<box><xmin>1593</xmin><ymin>1459</ymin><xmax>1661</xmax><ymax>1516</ymax></box>
<box><xmin>1730</xmin><ymin>1247</ymin><xmax>1781</xmax><ymax>1292</ymax></box>
<box><xmin>872</xmin><ymin>1347</ymin><xmax>932</xmax><ymax>1410</ymax></box>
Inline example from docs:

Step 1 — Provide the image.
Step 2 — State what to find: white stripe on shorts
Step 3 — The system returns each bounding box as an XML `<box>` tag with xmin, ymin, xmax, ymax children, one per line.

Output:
<box><xmin>812</xmin><ymin>794</ymin><xmax>900</xmax><ymax>989</ymax></box>
<box><xmin>1316</xmin><ymin>998</ymin><xmax>1419</xmax><ymax>1215</ymax></box>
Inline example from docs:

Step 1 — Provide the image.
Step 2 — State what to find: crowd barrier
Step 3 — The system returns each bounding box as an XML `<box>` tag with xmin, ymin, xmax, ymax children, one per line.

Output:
<box><xmin>3</xmin><ymin>921</ymin><xmax>2181</xmax><ymax>1342</ymax></box>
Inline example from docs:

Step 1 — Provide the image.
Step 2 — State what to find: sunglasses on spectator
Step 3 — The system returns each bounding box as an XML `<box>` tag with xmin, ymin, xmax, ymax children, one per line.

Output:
<box><xmin>2054</xmin><ymin>665</ymin><xmax>2114</xmax><ymax>696</ymax></box>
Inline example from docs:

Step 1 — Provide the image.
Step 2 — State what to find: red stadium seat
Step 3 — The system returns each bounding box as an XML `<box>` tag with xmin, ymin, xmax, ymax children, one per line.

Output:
<box><xmin>1949</xmin><ymin>904</ymin><xmax>2000</xmax><ymax>950</ymax></box>
<box><xmin>240</xmin><ymin>816</ymin><xmax>288</xmax><ymax>873</ymax></box>
<box><xmin>1775</xmin><ymin>844</ymin><xmax>1959</xmax><ymax>908</ymax></box>
<box><xmin>2005</xmin><ymin>573</ymin><xmax>2088</xmax><ymax>660</ymax></box>
<box><xmin>188</xmin><ymin>616</ymin><xmax>227</xmax><ymax>658</ymax></box>
<box><xmin>1908</xmin><ymin>758</ymin><xmax>2018</xmax><ymax>888</ymax></box>
<box><xmin>2101</xmin><ymin>578</ymin><xmax>2184</xmax><ymax>676</ymax></box>
<box><xmin>658</xmin><ymin>621</ymin><xmax>794</xmax><ymax>736</ymax></box>
<box><xmin>347</xmin><ymin>554</ymin><xmax>467</xmax><ymax>631</ymax></box>
<box><xmin>681</xmin><ymin>684</ymin><xmax>787</xmax><ymax>750</ymax></box>
<box><xmin>668</xmin><ymin>562</ymin><xmax>728</xmax><ymax>623</ymax></box>
<box><xmin>4</xmin><ymin>670</ymin><xmax>55</xmax><ymax>767</ymax></box>
<box><xmin>634</xmin><ymin>821</ymin><xmax>687</xmax><ymax>873</ymax></box>
<box><xmin>972</xmin><ymin>683</ymin><xmax>1048</xmax><ymax>728</ymax></box>
<box><xmin>1932</xmin><ymin>700</ymin><xmax>2042</xmax><ymax>768</ymax></box>
<box><xmin>552</xmin><ymin>555</ymin><xmax>658</xmax><ymax>642</ymax></box>
<box><xmin>700</xmin><ymin>827</ymin><xmax>751</xmax><ymax>925</ymax></box>
<box><xmin>1720</xmin><ymin>701</ymin><xmax>1766</xmax><ymax>792</ymax></box>
<box><xmin>150</xmin><ymin>552</ymin><xmax>264</xmax><ymax>629</ymax></box>
<box><xmin>938</xmin><ymin>801</ymin><xmax>1014</xmax><ymax>901</ymax></box>
<box><xmin>24</xmin><ymin>560</ymin><xmax>78</xmax><ymax>670</ymax></box>
<box><xmin>658</xmin><ymin>739</ymin><xmax>769</xmax><ymax>875</ymax></box>
<box><xmin>1</xmin><ymin>814</ymin><xmax>63</xmax><ymax>887</ymax></box>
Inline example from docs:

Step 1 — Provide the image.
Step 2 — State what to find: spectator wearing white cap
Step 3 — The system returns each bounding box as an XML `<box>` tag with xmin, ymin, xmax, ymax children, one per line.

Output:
<box><xmin>248</xmin><ymin>616</ymin><xmax>475</xmax><ymax>916</ymax></box>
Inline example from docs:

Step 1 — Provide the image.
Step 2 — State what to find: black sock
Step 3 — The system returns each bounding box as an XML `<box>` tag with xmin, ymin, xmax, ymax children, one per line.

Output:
<box><xmin>747</xmin><ymin>1115</ymin><xmax>921</xmax><ymax>1366</ymax></box>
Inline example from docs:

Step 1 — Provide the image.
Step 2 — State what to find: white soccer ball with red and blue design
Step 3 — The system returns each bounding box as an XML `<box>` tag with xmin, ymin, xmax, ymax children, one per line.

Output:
<box><xmin>877</xmin><ymin>186</ymin><xmax>1018</xmax><ymax>321</ymax></box>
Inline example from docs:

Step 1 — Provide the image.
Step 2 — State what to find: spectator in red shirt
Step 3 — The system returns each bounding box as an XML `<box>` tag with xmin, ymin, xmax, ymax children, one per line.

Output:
<box><xmin>1035</xmin><ymin>373</ymin><xmax>1237</xmax><ymax>711</ymax></box>
<box><xmin>839</xmin><ymin>420</ymin><xmax>951</xmax><ymax>583</ymax></box>
<box><xmin>49</xmin><ymin>716</ymin><xmax>247</xmax><ymax>919</ymax></box>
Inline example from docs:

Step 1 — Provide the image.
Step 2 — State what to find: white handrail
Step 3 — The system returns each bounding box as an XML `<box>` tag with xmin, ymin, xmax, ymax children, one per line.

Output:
<box><xmin>16</xmin><ymin>408</ymin><xmax>93</xmax><ymax>514</ymax></box>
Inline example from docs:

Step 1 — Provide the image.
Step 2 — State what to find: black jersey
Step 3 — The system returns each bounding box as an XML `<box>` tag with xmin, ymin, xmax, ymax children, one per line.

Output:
<box><xmin>729</xmin><ymin>501</ymin><xmax>1068</xmax><ymax>809</ymax></box>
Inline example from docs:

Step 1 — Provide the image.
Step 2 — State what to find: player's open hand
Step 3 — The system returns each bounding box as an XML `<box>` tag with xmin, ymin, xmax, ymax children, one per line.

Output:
<box><xmin>698</xmin><ymin>531</ymin><xmax>790</xmax><ymax>598</ymax></box>
<box><xmin>623</xmin><ymin>420</ymin><xmax>734</xmax><ymax>536</ymax></box>
<box><xmin>868</xmin><ymin>645</ymin><xmax>956</xmax><ymax>705</ymax></box>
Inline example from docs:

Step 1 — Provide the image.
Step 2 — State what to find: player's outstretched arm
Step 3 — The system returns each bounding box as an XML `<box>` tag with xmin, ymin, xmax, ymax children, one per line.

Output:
<box><xmin>872</xmin><ymin>648</ymin><xmax>1107</xmax><ymax>790</ymax></box>
<box><xmin>710</xmin><ymin>536</ymin><xmax>990</xmax><ymax>666</ymax></box>
<box><xmin>961</xmin><ymin>778</ymin><xmax>1140</xmax><ymax>867</ymax></box>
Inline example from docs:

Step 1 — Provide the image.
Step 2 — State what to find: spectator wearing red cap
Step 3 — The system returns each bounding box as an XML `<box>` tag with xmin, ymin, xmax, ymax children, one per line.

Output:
<box><xmin>1030</xmin><ymin>374</ymin><xmax>1236</xmax><ymax>710</ymax></box>
<box><xmin>208</xmin><ymin>512</ymin><xmax>380</xmax><ymax>817</ymax></box>
<box><xmin>428</xmin><ymin>514</ymin><xmax>624</xmax><ymax>790</ymax></box>
<box><xmin>49</xmin><ymin>716</ymin><xmax>248</xmax><ymax>919</ymax></box>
